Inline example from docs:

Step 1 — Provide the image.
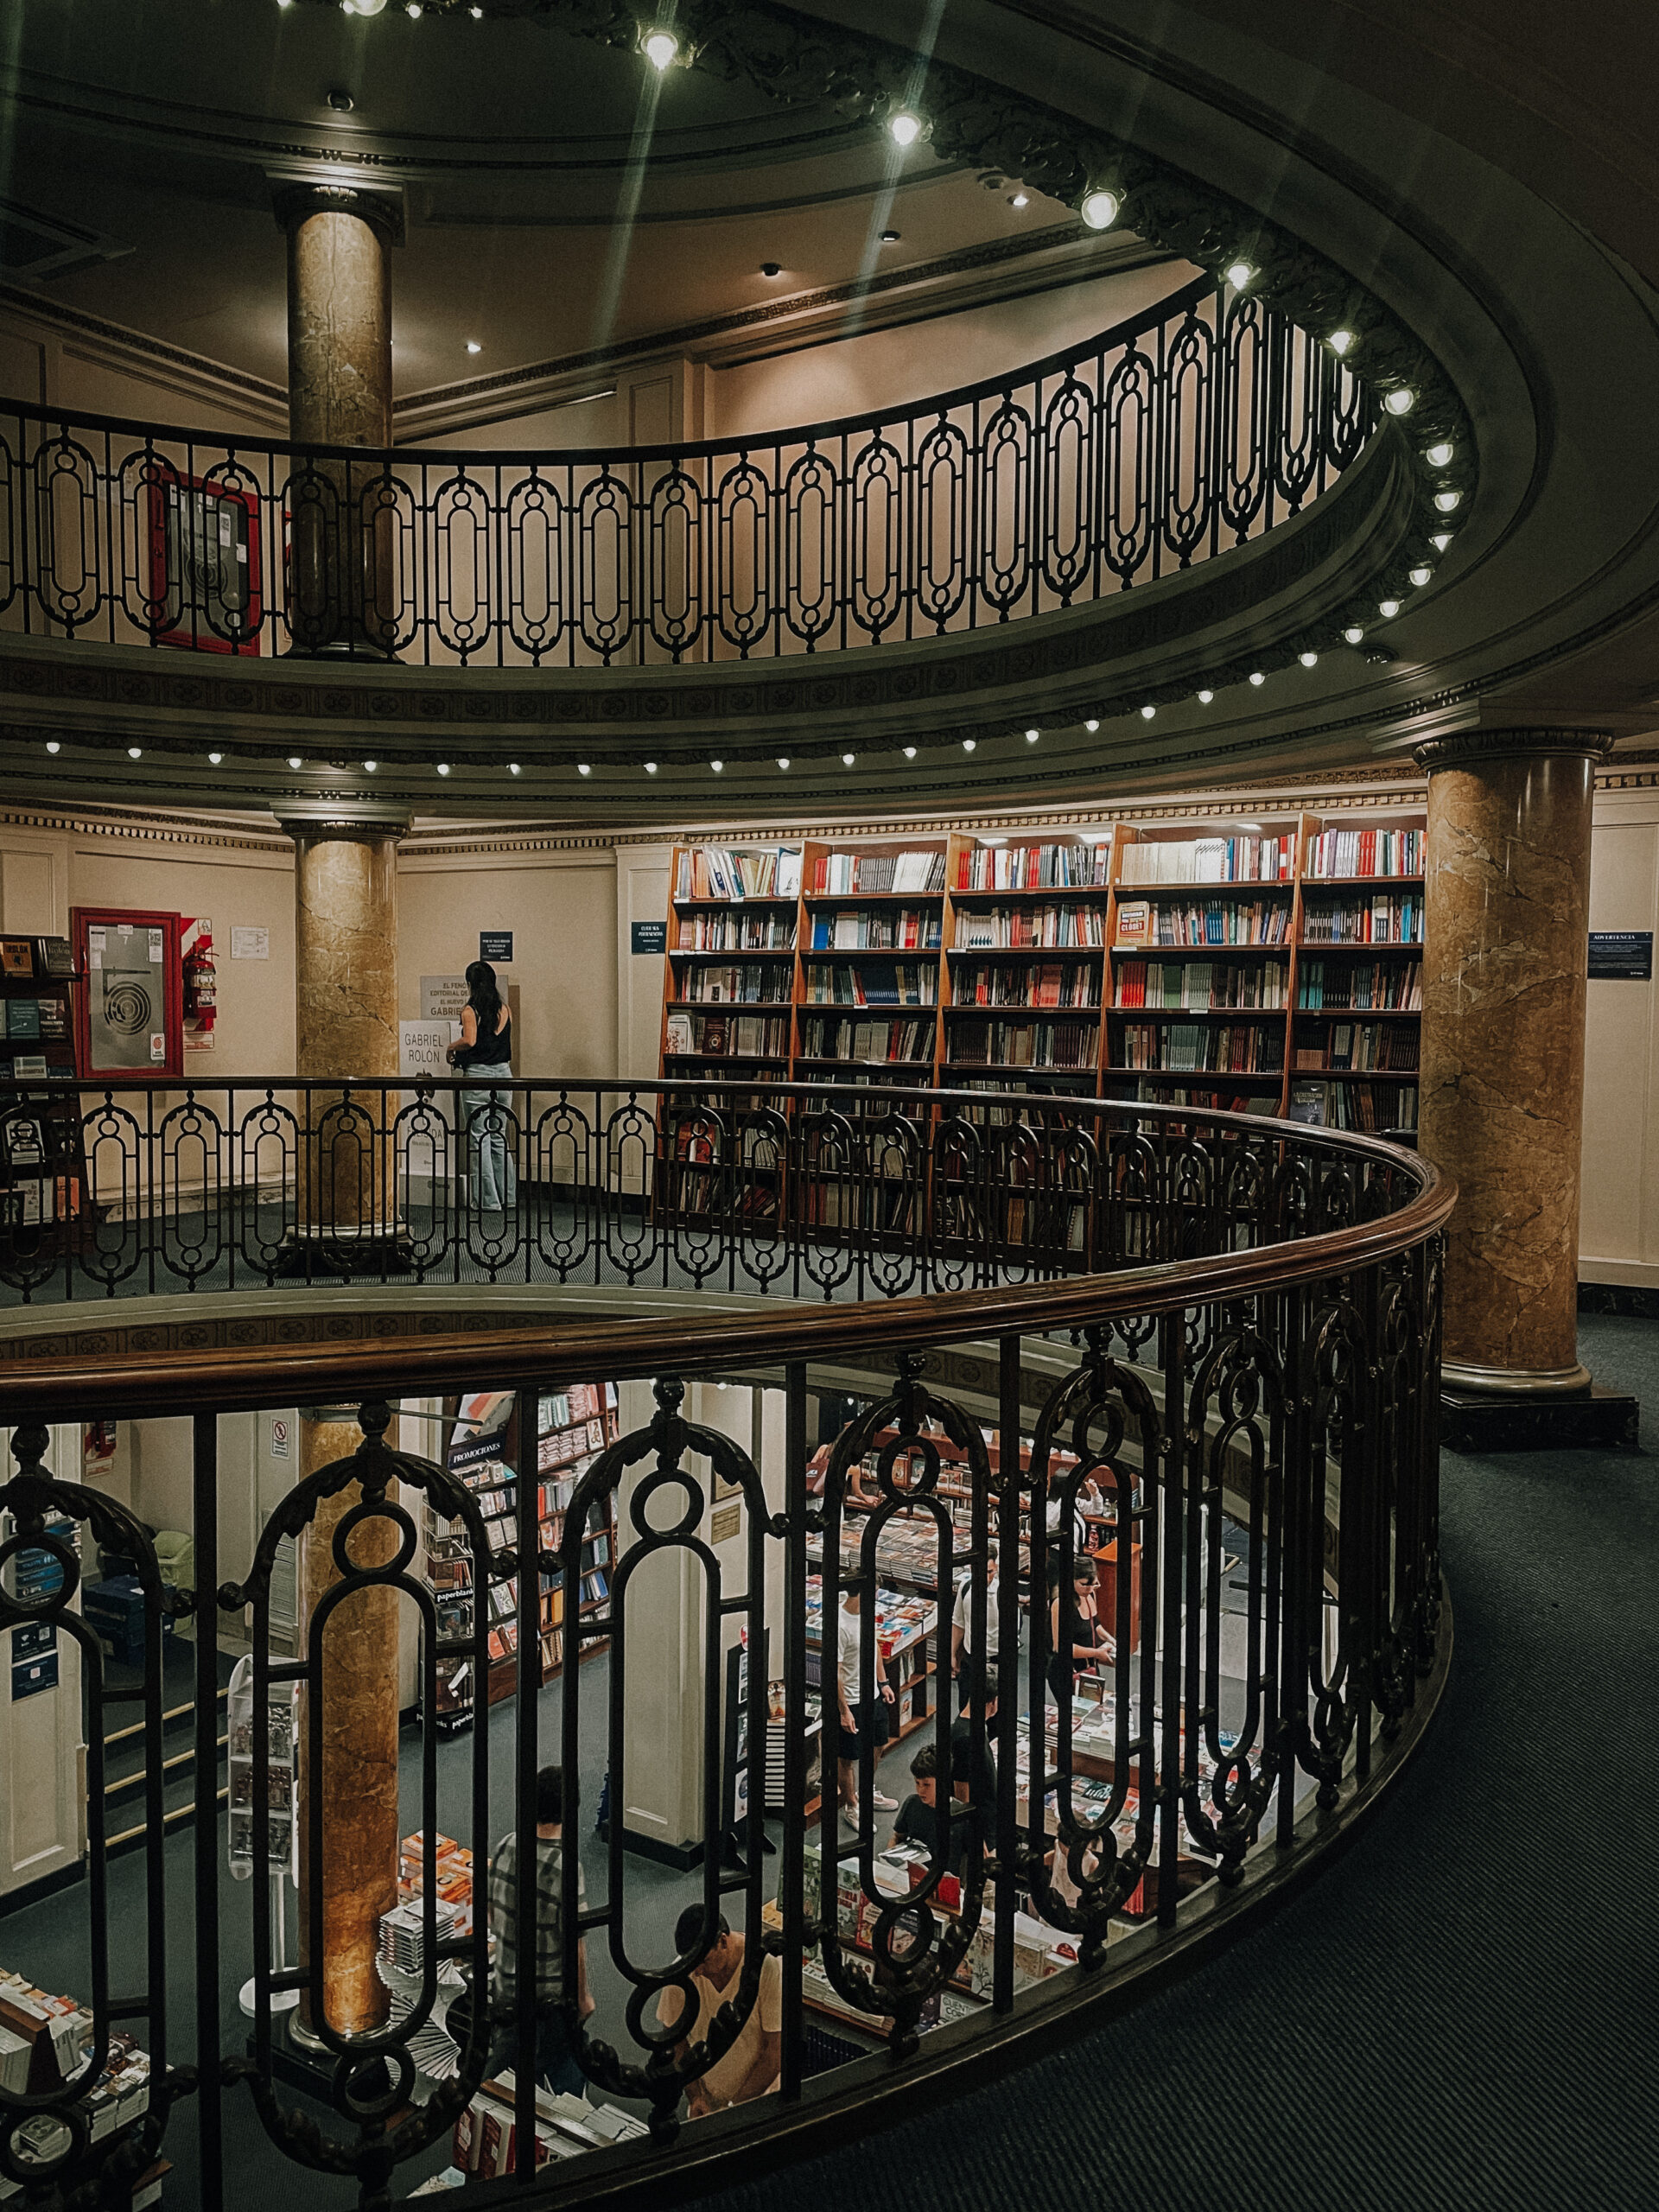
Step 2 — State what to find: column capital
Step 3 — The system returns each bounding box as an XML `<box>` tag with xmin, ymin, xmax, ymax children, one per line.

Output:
<box><xmin>271</xmin><ymin>180</ymin><xmax>405</xmax><ymax>247</ymax></box>
<box><xmin>276</xmin><ymin>798</ymin><xmax>411</xmax><ymax>843</ymax></box>
<box><xmin>1414</xmin><ymin>728</ymin><xmax>1616</xmax><ymax>773</ymax></box>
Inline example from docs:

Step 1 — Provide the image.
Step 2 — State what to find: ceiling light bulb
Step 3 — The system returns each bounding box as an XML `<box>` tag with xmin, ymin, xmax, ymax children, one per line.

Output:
<box><xmin>777</xmin><ymin>757</ymin><xmax>790</xmax><ymax>769</ymax></box>
<box><xmin>1432</xmin><ymin>532</ymin><xmax>1452</xmax><ymax>551</ymax></box>
<box><xmin>888</xmin><ymin>111</ymin><xmax>922</xmax><ymax>147</ymax></box>
<box><xmin>207</xmin><ymin>751</ymin><xmax>222</xmax><ymax>763</ymax></box>
<box><xmin>1025</xmin><ymin>730</ymin><xmax>1039</xmax><ymax>744</ymax></box>
<box><xmin>1248</xmin><ymin>671</ymin><xmax>1265</xmax><ymax>687</ymax></box>
<box><xmin>509</xmin><ymin>763</ymin><xmax>520</xmax><ymax>774</ymax></box>
<box><xmin>903</xmin><ymin>746</ymin><xmax>917</xmax><ymax>760</ymax></box>
<box><xmin>645</xmin><ymin>761</ymin><xmax>658</xmax><ymax>774</ymax></box>
<box><xmin>1328</xmin><ymin>329</ymin><xmax>1355</xmax><ymax>356</ymax></box>
<box><xmin>127</xmin><ymin>747</ymin><xmax>143</xmax><ymax>759</ymax></box>
<box><xmin>1378</xmin><ymin>599</ymin><xmax>1401</xmax><ymax>619</ymax></box>
<box><xmin>1010</xmin><ymin>192</ymin><xmax>1029</xmax><ymax>208</ymax></box>
<box><xmin>1140</xmin><ymin>704</ymin><xmax>1155</xmax><ymax>721</ymax></box>
<box><xmin>880</xmin><ymin>228</ymin><xmax>900</xmax><ymax>243</ymax></box>
<box><xmin>287</xmin><ymin>756</ymin><xmax>302</xmax><ymax>769</ymax></box>
<box><xmin>842</xmin><ymin>753</ymin><xmax>855</xmax><ymax>766</ymax></box>
<box><xmin>709</xmin><ymin>760</ymin><xmax>723</xmax><ymax>773</ymax></box>
<box><xmin>363</xmin><ymin>760</ymin><xmax>378</xmax><ymax>772</ymax></box>
<box><xmin>963</xmin><ymin>738</ymin><xmax>976</xmax><ymax>751</ymax></box>
<box><xmin>1084</xmin><ymin>718</ymin><xmax>1100</xmax><ymax>732</ymax></box>
<box><xmin>1384</xmin><ymin>387</ymin><xmax>1415</xmax><ymax>416</ymax></box>
<box><xmin>470</xmin><ymin>4</ymin><xmax>483</xmax><ymax>14</ymax></box>
<box><xmin>1299</xmin><ymin>652</ymin><xmax>1319</xmax><ymax>668</ymax></box>
<box><xmin>436</xmin><ymin>762</ymin><xmax>450</xmax><ymax>776</ymax></box>
<box><xmin>1409</xmin><ymin>565</ymin><xmax>1432</xmax><ymax>587</ymax></box>
<box><xmin>1226</xmin><ymin>261</ymin><xmax>1253</xmax><ymax>290</ymax></box>
<box><xmin>46</xmin><ymin>741</ymin><xmax>60</xmax><ymax>754</ymax></box>
<box><xmin>1344</xmin><ymin>626</ymin><xmax>1364</xmax><ymax>645</ymax></box>
<box><xmin>1425</xmin><ymin>441</ymin><xmax>1454</xmax><ymax>467</ymax></box>
<box><xmin>1436</xmin><ymin>490</ymin><xmax>1462</xmax><ymax>512</ymax></box>
<box><xmin>577</xmin><ymin>762</ymin><xmax>591</xmax><ymax>776</ymax></box>
<box><xmin>466</xmin><ymin>340</ymin><xmax>482</xmax><ymax>355</ymax></box>
<box><xmin>1079</xmin><ymin>189</ymin><xmax>1119</xmax><ymax>232</ymax></box>
<box><xmin>644</xmin><ymin>28</ymin><xmax>678</xmax><ymax>69</ymax></box>
<box><xmin>1197</xmin><ymin>690</ymin><xmax>1213</xmax><ymax>704</ymax></box>
<box><xmin>405</xmin><ymin>3</ymin><xmax>423</xmax><ymax>16</ymax></box>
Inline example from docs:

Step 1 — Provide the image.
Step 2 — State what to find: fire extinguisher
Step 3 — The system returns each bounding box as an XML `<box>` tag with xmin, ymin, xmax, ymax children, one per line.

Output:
<box><xmin>183</xmin><ymin>928</ymin><xmax>218</xmax><ymax>1035</ymax></box>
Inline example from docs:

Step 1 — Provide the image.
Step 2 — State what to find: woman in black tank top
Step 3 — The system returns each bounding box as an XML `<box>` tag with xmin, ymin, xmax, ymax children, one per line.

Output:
<box><xmin>1046</xmin><ymin>1556</ymin><xmax>1116</xmax><ymax>1706</ymax></box>
<box><xmin>450</xmin><ymin>959</ymin><xmax>517</xmax><ymax>1214</ymax></box>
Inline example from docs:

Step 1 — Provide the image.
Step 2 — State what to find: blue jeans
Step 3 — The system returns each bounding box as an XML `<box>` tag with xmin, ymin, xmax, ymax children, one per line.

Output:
<box><xmin>460</xmin><ymin>1086</ymin><xmax>518</xmax><ymax>1214</ymax></box>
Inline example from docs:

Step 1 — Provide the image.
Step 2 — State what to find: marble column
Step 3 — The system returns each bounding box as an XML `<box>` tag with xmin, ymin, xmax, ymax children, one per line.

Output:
<box><xmin>1415</xmin><ymin>729</ymin><xmax>1613</xmax><ymax>1390</ymax></box>
<box><xmin>294</xmin><ymin>1412</ymin><xmax>401</xmax><ymax>2043</ymax></box>
<box><xmin>274</xmin><ymin>182</ymin><xmax>399</xmax><ymax>655</ymax></box>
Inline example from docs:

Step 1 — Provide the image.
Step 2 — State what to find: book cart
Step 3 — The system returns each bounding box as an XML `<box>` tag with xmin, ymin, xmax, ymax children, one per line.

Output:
<box><xmin>422</xmin><ymin>1385</ymin><xmax>620</xmax><ymax>1732</ymax></box>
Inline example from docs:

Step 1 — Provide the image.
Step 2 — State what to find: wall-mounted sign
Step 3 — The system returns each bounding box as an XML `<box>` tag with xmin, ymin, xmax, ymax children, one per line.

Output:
<box><xmin>1588</xmin><ymin>931</ymin><xmax>1653</xmax><ymax>980</ymax></box>
<box><xmin>231</xmin><ymin>926</ymin><xmax>269</xmax><ymax>961</ymax></box>
<box><xmin>480</xmin><ymin>931</ymin><xmax>513</xmax><ymax>964</ymax></box>
<box><xmin>631</xmin><ymin>920</ymin><xmax>667</xmax><ymax>957</ymax></box>
<box><xmin>268</xmin><ymin>1415</ymin><xmax>289</xmax><ymax>1461</ymax></box>
<box><xmin>399</xmin><ymin>1020</ymin><xmax>453</xmax><ymax>1080</ymax></box>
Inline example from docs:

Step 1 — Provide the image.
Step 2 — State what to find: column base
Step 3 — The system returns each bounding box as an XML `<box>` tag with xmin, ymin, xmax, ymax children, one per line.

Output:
<box><xmin>1440</xmin><ymin>1380</ymin><xmax>1640</xmax><ymax>1454</ymax></box>
<box><xmin>275</xmin><ymin>1221</ymin><xmax>416</xmax><ymax>1277</ymax></box>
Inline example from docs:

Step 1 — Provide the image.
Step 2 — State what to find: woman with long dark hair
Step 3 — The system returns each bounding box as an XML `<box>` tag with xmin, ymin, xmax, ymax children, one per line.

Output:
<box><xmin>448</xmin><ymin>959</ymin><xmax>517</xmax><ymax>1215</ymax></box>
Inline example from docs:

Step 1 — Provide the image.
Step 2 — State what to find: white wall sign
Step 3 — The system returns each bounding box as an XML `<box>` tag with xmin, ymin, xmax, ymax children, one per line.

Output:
<box><xmin>400</xmin><ymin>1020</ymin><xmax>453</xmax><ymax>1080</ymax></box>
<box><xmin>268</xmin><ymin>1416</ymin><xmax>289</xmax><ymax>1460</ymax></box>
<box><xmin>420</xmin><ymin>975</ymin><xmax>468</xmax><ymax>1023</ymax></box>
<box><xmin>232</xmin><ymin>927</ymin><xmax>269</xmax><ymax>961</ymax></box>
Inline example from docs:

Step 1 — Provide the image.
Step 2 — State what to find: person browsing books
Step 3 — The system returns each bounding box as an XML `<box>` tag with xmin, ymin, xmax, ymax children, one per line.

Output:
<box><xmin>1046</xmin><ymin>1555</ymin><xmax>1116</xmax><ymax>1705</ymax></box>
<box><xmin>448</xmin><ymin>959</ymin><xmax>517</xmax><ymax>1215</ymax></box>
<box><xmin>486</xmin><ymin>1764</ymin><xmax>594</xmax><ymax>2097</ymax></box>
<box><xmin>655</xmin><ymin>1906</ymin><xmax>781</xmax><ymax>2118</ymax></box>
<box><xmin>836</xmin><ymin>1584</ymin><xmax>898</xmax><ymax>1815</ymax></box>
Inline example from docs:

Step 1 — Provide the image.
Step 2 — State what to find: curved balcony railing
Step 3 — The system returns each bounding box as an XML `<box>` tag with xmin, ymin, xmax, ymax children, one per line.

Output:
<box><xmin>0</xmin><ymin>1078</ymin><xmax>1449</xmax><ymax>2212</ymax></box>
<box><xmin>0</xmin><ymin>276</ymin><xmax>1373</xmax><ymax>668</ymax></box>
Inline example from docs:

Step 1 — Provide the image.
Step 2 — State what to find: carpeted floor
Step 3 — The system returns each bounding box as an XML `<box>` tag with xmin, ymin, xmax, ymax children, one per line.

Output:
<box><xmin>680</xmin><ymin>1311</ymin><xmax>1659</xmax><ymax>2212</ymax></box>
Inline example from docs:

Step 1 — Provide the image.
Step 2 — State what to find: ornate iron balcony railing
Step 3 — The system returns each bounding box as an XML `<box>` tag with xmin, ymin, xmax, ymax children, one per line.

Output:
<box><xmin>0</xmin><ymin>276</ymin><xmax>1373</xmax><ymax>668</ymax></box>
<box><xmin>0</xmin><ymin>1077</ymin><xmax>1449</xmax><ymax>2212</ymax></box>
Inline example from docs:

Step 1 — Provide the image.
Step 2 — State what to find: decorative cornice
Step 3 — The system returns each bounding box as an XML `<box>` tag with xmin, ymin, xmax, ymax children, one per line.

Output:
<box><xmin>1414</xmin><ymin>728</ymin><xmax>1617</xmax><ymax>772</ymax></box>
<box><xmin>0</xmin><ymin>803</ymin><xmax>293</xmax><ymax>855</ymax></box>
<box><xmin>0</xmin><ymin>283</ymin><xmax>287</xmax><ymax>411</ymax></box>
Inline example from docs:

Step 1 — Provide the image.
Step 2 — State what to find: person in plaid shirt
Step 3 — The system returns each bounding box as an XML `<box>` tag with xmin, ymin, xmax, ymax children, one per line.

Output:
<box><xmin>487</xmin><ymin>1764</ymin><xmax>594</xmax><ymax>2095</ymax></box>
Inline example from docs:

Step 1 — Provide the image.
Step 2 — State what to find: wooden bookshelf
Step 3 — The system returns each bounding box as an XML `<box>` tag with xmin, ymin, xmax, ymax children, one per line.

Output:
<box><xmin>655</xmin><ymin>812</ymin><xmax>1427</xmax><ymax>1139</ymax></box>
<box><xmin>0</xmin><ymin>932</ymin><xmax>90</xmax><ymax>1250</ymax></box>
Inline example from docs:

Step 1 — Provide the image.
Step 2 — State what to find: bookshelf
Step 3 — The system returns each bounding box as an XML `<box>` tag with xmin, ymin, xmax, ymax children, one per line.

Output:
<box><xmin>423</xmin><ymin>1385</ymin><xmax>620</xmax><ymax>1732</ymax></box>
<box><xmin>655</xmin><ymin>810</ymin><xmax>1427</xmax><ymax>1137</ymax></box>
<box><xmin>0</xmin><ymin>933</ymin><xmax>88</xmax><ymax>1248</ymax></box>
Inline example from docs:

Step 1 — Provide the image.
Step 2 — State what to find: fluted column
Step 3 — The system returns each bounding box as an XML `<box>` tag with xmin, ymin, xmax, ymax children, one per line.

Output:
<box><xmin>275</xmin><ymin>182</ymin><xmax>399</xmax><ymax>655</ymax></box>
<box><xmin>1416</xmin><ymin>729</ymin><xmax>1613</xmax><ymax>1390</ymax></box>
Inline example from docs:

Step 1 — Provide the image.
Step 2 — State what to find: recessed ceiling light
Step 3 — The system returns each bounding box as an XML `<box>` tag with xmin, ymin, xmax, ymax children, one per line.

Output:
<box><xmin>1432</xmin><ymin>532</ymin><xmax>1452</xmax><ymax>551</ymax></box>
<box><xmin>436</xmin><ymin>762</ymin><xmax>450</xmax><ymax>776</ymax></box>
<box><xmin>509</xmin><ymin>763</ymin><xmax>520</xmax><ymax>775</ymax></box>
<box><xmin>1344</xmin><ymin>626</ymin><xmax>1364</xmax><ymax>645</ymax></box>
<box><xmin>1435</xmin><ymin>490</ymin><xmax>1462</xmax><ymax>512</ymax></box>
<box><xmin>207</xmin><ymin>751</ymin><xmax>221</xmax><ymax>764</ymax></box>
<box><xmin>363</xmin><ymin>760</ymin><xmax>378</xmax><ymax>772</ymax></box>
<box><xmin>880</xmin><ymin>229</ymin><xmax>900</xmax><ymax>243</ymax></box>
<box><xmin>842</xmin><ymin>753</ymin><xmax>855</xmax><ymax>766</ymax></box>
<box><xmin>1425</xmin><ymin>441</ymin><xmax>1454</xmax><ymax>467</ymax></box>
<box><xmin>963</xmin><ymin>738</ymin><xmax>976</xmax><ymax>751</ymax></box>
<box><xmin>1249</xmin><ymin>672</ymin><xmax>1265</xmax><ymax>686</ymax></box>
<box><xmin>888</xmin><ymin>111</ymin><xmax>923</xmax><ymax>147</ymax></box>
<box><xmin>577</xmin><ymin>762</ymin><xmax>591</xmax><ymax>776</ymax></box>
<box><xmin>466</xmin><ymin>341</ymin><xmax>482</xmax><ymax>355</ymax></box>
<box><xmin>404</xmin><ymin>2</ymin><xmax>422</xmax><ymax>16</ymax></box>
<box><xmin>1299</xmin><ymin>652</ymin><xmax>1319</xmax><ymax>668</ymax></box>
<box><xmin>643</xmin><ymin>27</ymin><xmax>678</xmax><ymax>69</ymax></box>
<box><xmin>288</xmin><ymin>756</ymin><xmax>302</xmax><ymax>768</ymax></box>
<box><xmin>327</xmin><ymin>89</ymin><xmax>354</xmax><ymax>111</ymax></box>
<box><xmin>1024</xmin><ymin>728</ymin><xmax>1039</xmax><ymax>742</ymax></box>
<box><xmin>1328</xmin><ymin>329</ymin><xmax>1356</xmax><ymax>356</ymax></box>
<box><xmin>1226</xmin><ymin>261</ymin><xmax>1253</xmax><ymax>290</ymax></box>
<box><xmin>777</xmin><ymin>757</ymin><xmax>790</xmax><ymax>769</ymax></box>
<box><xmin>645</xmin><ymin>761</ymin><xmax>658</xmax><ymax>774</ymax></box>
<box><xmin>902</xmin><ymin>746</ymin><xmax>917</xmax><ymax>759</ymax></box>
<box><xmin>1009</xmin><ymin>192</ymin><xmax>1029</xmax><ymax>208</ymax></box>
<box><xmin>1079</xmin><ymin>188</ymin><xmax>1118</xmax><ymax>231</ymax></box>
<box><xmin>46</xmin><ymin>741</ymin><xmax>60</xmax><ymax>754</ymax></box>
<box><xmin>1140</xmin><ymin>705</ymin><xmax>1155</xmax><ymax>721</ymax></box>
<box><xmin>1197</xmin><ymin>690</ymin><xmax>1214</xmax><ymax>703</ymax></box>
<box><xmin>760</xmin><ymin>262</ymin><xmax>783</xmax><ymax>278</ymax></box>
<box><xmin>1378</xmin><ymin>599</ymin><xmax>1401</xmax><ymax>619</ymax></box>
<box><xmin>470</xmin><ymin>4</ymin><xmax>482</xmax><ymax>14</ymax></box>
<box><xmin>1384</xmin><ymin>387</ymin><xmax>1416</xmax><ymax>416</ymax></box>
<box><xmin>709</xmin><ymin>760</ymin><xmax>723</xmax><ymax>773</ymax></box>
<box><xmin>127</xmin><ymin>747</ymin><xmax>143</xmax><ymax>759</ymax></box>
<box><xmin>1409</xmin><ymin>565</ymin><xmax>1432</xmax><ymax>587</ymax></box>
<box><xmin>1084</xmin><ymin>718</ymin><xmax>1100</xmax><ymax>732</ymax></box>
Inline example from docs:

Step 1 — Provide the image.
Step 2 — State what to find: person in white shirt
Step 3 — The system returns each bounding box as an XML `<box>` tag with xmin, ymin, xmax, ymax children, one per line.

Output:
<box><xmin>656</xmin><ymin>1908</ymin><xmax>782</xmax><ymax>2117</ymax></box>
<box><xmin>836</xmin><ymin>1584</ymin><xmax>898</xmax><ymax>1814</ymax></box>
<box><xmin>950</xmin><ymin>1540</ymin><xmax>1001</xmax><ymax>1714</ymax></box>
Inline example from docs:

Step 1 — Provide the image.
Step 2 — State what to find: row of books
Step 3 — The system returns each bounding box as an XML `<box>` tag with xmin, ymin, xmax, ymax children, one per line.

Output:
<box><xmin>799</xmin><ymin>1016</ymin><xmax>934</xmax><ymax>1064</ymax></box>
<box><xmin>1305</xmin><ymin>827</ymin><xmax>1424</xmax><ymax>879</ymax></box>
<box><xmin>670</xmin><ymin>960</ymin><xmax>792</xmax><ymax>1004</ymax></box>
<box><xmin>675</xmin><ymin>846</ymin><xmax>802</xmax><ymax>900</ymax></box>
<box><xmin>673</xmin><ymin>911</ymin><xmax>797</xmax><ymax>950</ymax></box>
<box><xmin>1117</xmin><ymin>834</ymin><xmax>1296</xmax><ymax>885</ymax></box>
<box><xmin>950</xmin><ymin>1019</ymin><xmax>1098</xmax><ymax>1069</ymax></box>
<box><xmin>1296</xmin><ymin>960</ymin><xmax>1423</xmax><ymax>1010</ymax></box>
<box><xmin>809</xmin><ymin>908</ymin><xmax>941</xmax><ymax>950</ymax></box>
<box><xmin>1116</xmin><ymin>1023</ymin><xmax>1285</xmax><ymax>1074</ymax></box>
<box><xmin>1133</xmin><ymin>1085</ymin><xmax>1280</xmax><ymax>1115</ymax></box>
<box><xmin>804</xmin><ymin>963</ymin><xmax>938</xmax><ymax>1006</ymax></box>
<box><xmin>664</xmin><ymin>1013</ymin><xmax>789</xmax><ymax>1058</ymax></box>
<box><xmin>454</xmin><ymin>2073</ymin><xmax>645</xmax><ymax>2180</ymax></box>
<box><xmin>808</xmin><ymin>850</ymin><xmax>947</xmax><ymax>895</ymax></box>
<box><xmin>1293</xmin><ymin>1022</ymin><xmax>1421</xmax><ymax>1071</ymax></box>
<box><xmin>1300</xmin><ymin>892</ymin><xmax>1422</xmax><ymax>944</ymax></box>
<box><xmin>955</xmin><ymin>842</ymin><xmax>1112</xmax><ymax>891</ymax></box>
<box><xmin>1288</xmin><ymin>1082</ymin><xmax>1419</xmax><ymax>1131</ymax></box>
<box><xmin>1113</xmin><ymin>959</ymin><xmax>1287</xmax><ymax>1010</ymax></box>
<box><xmin>538</xmin><ymin>1384</ymin><xmax>611</xmax><ymax>1433</ymax></box>
<box><xmin>1115</xmin><ymin>899</ymin><xmax>1291</xmax><ymax>946</ymax></box>
<box><xmin>950</xmin><ymin>963</ymin><xmax>1101</xmax><ymax>1009</ymax></box>
<box><xmin>1</xmin><ymin>999</ymin><xmax>67</xmax><ymax>1040</ymax></box>
<box><xmin>955</xmin><ymin>904</ymin><xmax>1106</xmax><ymax>948</ymax></box>
<box><xmin>0</xmin><ymin>936</ymin><xmax>73</xmax><ymax>982</ymax></box>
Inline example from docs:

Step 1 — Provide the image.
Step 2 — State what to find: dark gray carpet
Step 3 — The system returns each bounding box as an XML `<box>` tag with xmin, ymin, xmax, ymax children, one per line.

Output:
<box><xmin>680</xmin><ymin>1311</ymin><xmax>1659</xmax><ymax>2212</ymax></box>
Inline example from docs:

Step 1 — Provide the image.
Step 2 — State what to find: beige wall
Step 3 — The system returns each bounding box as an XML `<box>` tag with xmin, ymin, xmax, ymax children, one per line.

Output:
<box><xmin>0</xmin><ymin>303</ymin><xmax>281</xmax><ymax>436</ymax></box>
<box><xmin>1580</xmin><ymin>786</ymin><xmax>1659</xmax><ymax>1287</ymax></box>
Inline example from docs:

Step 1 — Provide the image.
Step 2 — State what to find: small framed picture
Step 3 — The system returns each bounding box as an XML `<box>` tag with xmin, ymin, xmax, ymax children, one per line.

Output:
<box><xmin>0</xmin><ymin>939</ymin><xmax>34</xmax><ymax>979</ymax></box>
